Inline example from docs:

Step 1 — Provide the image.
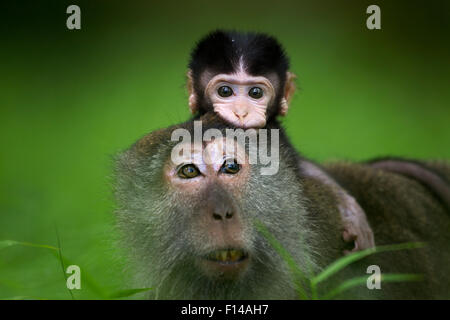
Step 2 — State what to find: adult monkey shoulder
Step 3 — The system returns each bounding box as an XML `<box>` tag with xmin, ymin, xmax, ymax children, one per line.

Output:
<box><xmin>186</xmin><ymin>29</ymin><xmax>375</xmax><ymax>252</ymax></box>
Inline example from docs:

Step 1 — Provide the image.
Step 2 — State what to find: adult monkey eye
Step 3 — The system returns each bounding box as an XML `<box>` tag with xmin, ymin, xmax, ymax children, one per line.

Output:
<box><xmin>248</xmin><ymin>87</ymin><xmax>263</xmax><ymax>99</ymax></box>
<box><xmin>220</xmin><ymin>160</ymin><xmax>240</xmax><ymax>174</ymax></box>
<box><xmin>217</xmin><ymin>86</ymin><xmax>233</xmax><ymax>97</ymax></box>
<box><xmin>178</xmin><ymin>164</ymin><xmax>200</xmax><ymax>179</ymax></box>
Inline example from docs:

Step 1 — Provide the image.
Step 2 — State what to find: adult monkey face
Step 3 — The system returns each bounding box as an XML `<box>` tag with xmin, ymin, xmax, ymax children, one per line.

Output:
<box><xmin>115</xmin><ymin>114</ymin><xmax>314</xmax><ymax>299</ymax></box>
<box><xmin>187</xmin><ymin>30</ymin><xmax>296</xmax><ymax>128</ymax></box>
<box><xmin>166</xmin><ymin>136</ymin><xmax>251</xmax><ymax>279</ymax></box>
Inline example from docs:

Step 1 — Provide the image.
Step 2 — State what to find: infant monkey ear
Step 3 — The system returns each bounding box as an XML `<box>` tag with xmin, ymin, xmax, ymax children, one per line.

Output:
<box><xmin>280</xmin><ymin>71</ymin><xmax>297</xmax><ymax>116</ymax></box>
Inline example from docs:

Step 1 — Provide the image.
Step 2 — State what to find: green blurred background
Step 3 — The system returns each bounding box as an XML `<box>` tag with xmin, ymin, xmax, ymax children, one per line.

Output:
<box><xmin>0</xmin><ymin>0</ymin><xmax>449</xmax><ymax>299</ymax></box>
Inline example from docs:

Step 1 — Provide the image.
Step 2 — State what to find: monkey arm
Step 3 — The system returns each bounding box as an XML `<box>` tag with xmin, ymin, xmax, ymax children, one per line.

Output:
<box><xmin>300</xmin><ymin>159</ymin><xmax>375</xmax><ymax>253</ymax></box>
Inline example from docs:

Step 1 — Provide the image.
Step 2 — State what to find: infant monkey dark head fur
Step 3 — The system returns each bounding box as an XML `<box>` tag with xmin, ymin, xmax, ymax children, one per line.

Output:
<box><xmin>187</xmin><ymin>30</ymin><xmax>296</xmax><ymax>128</ymax></box>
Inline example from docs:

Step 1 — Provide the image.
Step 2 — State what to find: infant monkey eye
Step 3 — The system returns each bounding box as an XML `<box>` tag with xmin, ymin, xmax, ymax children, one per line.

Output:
<box><xmin>217</xmin><ymin>86</ymin><xmax>233</xmax><ymax>97</ymax></box>
<box><xmin>178</xmin><ymin>164</ymin><xmax>200</xmax><ymax>179</ymax></box>
<box><xmin>248</xmin><ymin>87</ymin><xmax>263</xmax><ymax>99</ymax></box>
<box><xmin>220</xmin><ymin>159</ymin><xmax>240</xmax><ymax>174</ymax></box>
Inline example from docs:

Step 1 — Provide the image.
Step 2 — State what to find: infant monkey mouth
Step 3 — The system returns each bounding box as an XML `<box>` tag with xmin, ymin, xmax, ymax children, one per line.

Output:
<box><xmin>205</xmin><ymin>248</ymin><xmax>248</xmax><ymax>264</ymax></box>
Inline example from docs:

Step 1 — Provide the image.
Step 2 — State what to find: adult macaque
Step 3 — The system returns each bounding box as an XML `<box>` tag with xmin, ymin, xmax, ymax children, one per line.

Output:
<box><xmin>114</xmin><ymin>113</ymin><xmax>450</xmax><ymax>299</ymax></box>
<box><xmin>186</xmin><ymin>30</ymin><xmax>374</xmax><ymax>252</ymax></box>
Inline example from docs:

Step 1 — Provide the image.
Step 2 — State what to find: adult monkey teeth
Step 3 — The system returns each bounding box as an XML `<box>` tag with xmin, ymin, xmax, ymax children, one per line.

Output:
<box><xmin>207</xmin><ymin>249</ymin><xmax>247</xmax><ymax>263</ymax></box>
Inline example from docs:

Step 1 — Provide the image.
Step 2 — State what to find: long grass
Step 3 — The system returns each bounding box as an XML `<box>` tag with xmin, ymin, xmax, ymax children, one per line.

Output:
<box><xmin>0</xmin><ymin>240</ymin><xmax>151</xmax><ymax>300</ymax></box>
<box><xmin>255</xmin><ymin>220</ymin><xmax>425</xmax><ymax>299</ymax></box>
<box><xmin>0</xmin><ymin>230</ymin><xmax>425</xmax><ymax>300</ymax></box>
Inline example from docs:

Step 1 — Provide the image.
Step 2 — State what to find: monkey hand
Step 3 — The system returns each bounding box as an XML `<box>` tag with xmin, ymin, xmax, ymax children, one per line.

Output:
<box><xmin>339</xmin><ymin>193</ymin><xmax>375</xmax><ymax>255</ymax></box>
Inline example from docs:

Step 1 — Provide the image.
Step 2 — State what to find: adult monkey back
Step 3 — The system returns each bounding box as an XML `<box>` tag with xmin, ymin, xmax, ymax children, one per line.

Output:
<box><xmin>186</xmin><ymin>30</ymin><xmax>374</xmax><ymax>253</ymax></box>
<box><xmin>114</xmin><ymin>113</ymin><xmax>450</xmax><ymax>299</ymax></box>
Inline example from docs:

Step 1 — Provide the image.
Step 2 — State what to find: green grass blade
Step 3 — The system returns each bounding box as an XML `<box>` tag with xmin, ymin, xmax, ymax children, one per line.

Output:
<box><xmin>0</xmin><ymin>239</ymin><xmax>58</xmax><ymax>251</ymax></box>
<box><xmin>0</xmin><ymin>239</ymin><xmax>108</xmax><ymax>299</ymax></box>
<box><xmin>46</xmin><ymin>250</ymin><xmax>108</xmax><ymax>299</ymax></box>
<box><xmin>107</xmin><ymin>288</ymin><xmax>153</xmax><ymax>299</ymax></box>
<box><xmin>322</xmin><ymin>273</ymin><xmax>423</xmax><ymax>300</ymax></box>
<box><xmin>1</xmin><ymin>295</ymin><xmax>49</xmax><ymax>300</ymax></box>
<box><xmin>312</xmin><ymin>242</ymin><xmax>425</xmax><ymax>286</ymax></box>
<box><xmin>54</xmin><ymin>227</ymin><xmax>75</xmax><ymax>300</ymax></box>
<box><xmin>254</xmin><ymin>220</ymin><xmax>309</xmax><ymax>300</ymax></box>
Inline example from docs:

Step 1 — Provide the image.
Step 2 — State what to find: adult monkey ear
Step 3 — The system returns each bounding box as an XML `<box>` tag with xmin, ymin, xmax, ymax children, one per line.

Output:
<box><xmin>279</xmin><ymin>71</ymin><xmax>297</xmax><ymax>116</ymax></box>
<box><xmin>187</xmin><ymin>69</ymin><xmax>198</xmax><ymax>114</ymax></box>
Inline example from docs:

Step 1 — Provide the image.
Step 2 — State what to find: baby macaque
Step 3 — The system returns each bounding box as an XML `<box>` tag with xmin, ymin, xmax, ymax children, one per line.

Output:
<box><xmin>186</xmin><ymin>30</ymin><xmax>375</xmax><ymax>252</ymax></box>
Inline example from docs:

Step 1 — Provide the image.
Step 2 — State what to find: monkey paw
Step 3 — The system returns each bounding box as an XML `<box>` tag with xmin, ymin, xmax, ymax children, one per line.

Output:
<box><xmin>339</xmin><ymin>195</ymin><xmax>375</xmax><ymax>255</ymax></box>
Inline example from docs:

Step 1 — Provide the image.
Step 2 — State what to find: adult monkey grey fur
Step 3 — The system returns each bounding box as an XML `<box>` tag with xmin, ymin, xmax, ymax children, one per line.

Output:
<box><xmin>114</xmin><ymin>113</ymin><xmax>450</xmax><ymax>299</ymax></box>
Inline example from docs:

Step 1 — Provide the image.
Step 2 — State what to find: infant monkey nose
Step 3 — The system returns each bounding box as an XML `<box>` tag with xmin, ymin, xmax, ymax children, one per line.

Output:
<box><xmin>233</xmin><ymin>111</ymin><xmax>248</xmax><ymax>119</ymax></box>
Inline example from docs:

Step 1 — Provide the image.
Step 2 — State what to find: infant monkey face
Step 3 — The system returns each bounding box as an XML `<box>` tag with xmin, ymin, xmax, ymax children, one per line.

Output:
<box><xmin>205</xmin><ymin>71</ymin><xmax>276</xmax><ymax>129</ymax></box>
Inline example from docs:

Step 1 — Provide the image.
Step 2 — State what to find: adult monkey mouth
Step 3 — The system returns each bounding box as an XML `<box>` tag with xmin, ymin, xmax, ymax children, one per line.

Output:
<box><xmin>200</xmin><ymin>248</ymin><xmax>250</xmax><ymax>278</ymax></box>
<box><xmin>205</xmin><ymin>248</ymin><xmax>249</xmax><ymax>264</ymax></box>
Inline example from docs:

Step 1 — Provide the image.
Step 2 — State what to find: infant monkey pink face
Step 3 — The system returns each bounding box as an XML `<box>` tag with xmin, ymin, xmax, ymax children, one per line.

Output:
<box><xmin>205</xmin><ymin>71</ymin><xmax>275</xmax><ymax>129</ymax></box>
